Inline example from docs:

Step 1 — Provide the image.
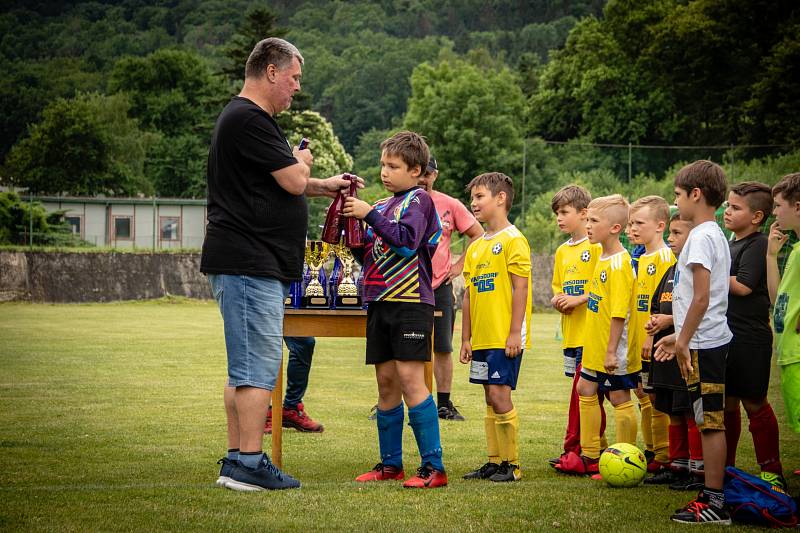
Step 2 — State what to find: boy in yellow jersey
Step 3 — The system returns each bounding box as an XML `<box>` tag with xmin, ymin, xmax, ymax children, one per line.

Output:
<box><xmin>460</xmin><ymin>172</ymin><xmax>532</xmax><ymax>482</ymax></box>
<box><xmin>548</xmin><ymin>185</ymin><xmax>608</xmax><ymax>467</ymax></box>
<box><xmin>628</xmin><ymin>196</ymin><xmax>676</xmax><ymax>473</ymax></box>
<box><xmin>556</xmin><ymin>194</ymin><xmax>639</xmax><ymax>476</ymax></box>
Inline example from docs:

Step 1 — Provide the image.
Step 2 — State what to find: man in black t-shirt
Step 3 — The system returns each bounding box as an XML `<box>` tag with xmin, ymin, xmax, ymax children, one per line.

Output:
<box><xmin>202</xmin><ymin>37</ymin><xmax>354</xmax><ymax>492</ymax></box>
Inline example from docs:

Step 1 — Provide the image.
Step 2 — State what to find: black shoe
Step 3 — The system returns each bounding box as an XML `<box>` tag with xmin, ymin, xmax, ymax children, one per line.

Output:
<box><xmin>671</xmin><ymin>498</ymin><xmax>731</xmax><ymax>524</ymax></box>
<box><xmin>644</xmin><ymin>450</ymin><xmax>655</xmax><ymax>464</ymax></box>
<box><xmin>225</xmin><ymin>454</ymin><xmax>301</xmax><ymax>491</ymax></box>
<box><xmin>463</xmin><ymin>462</ymin><xmax>500</xmax><ymax>480</ymax></box>
<box><xmin>437</xmin><ymin>401</ymin><xmax>465</xmax><ymax>421</ymax></box>
<box><xmin>215</xmin><ymin>457</ymin><xmax>236</xmax><ymax>488</ymax></box>
<box><xmin>669</xmin><ymin>474</ymin><xmax>704</xmax><ymax>491</ymax></box>
<box><xmin>489</xmin><ymin>461</ymin><xmax>522</xmax><ymax>482</ymax></box>
<box><xmin>644</xmin><ymin>468</ymin><xmax>683</xmax><ymax>485</ymax></box>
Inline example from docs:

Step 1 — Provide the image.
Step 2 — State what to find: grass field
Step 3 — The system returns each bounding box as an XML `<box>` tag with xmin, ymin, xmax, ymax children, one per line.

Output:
<box><xmin>1</xmin><ymin>299</ymin><xmax>798</xmax><ymax>532</ymax></box>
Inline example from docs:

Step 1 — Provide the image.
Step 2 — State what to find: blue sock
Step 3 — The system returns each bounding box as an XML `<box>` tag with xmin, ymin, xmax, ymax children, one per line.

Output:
<box><xmin>238</xmin><ymin>451</ymin><xmax>263</xmax><ymax>469</ymax></box>
<box><xmin>408</xmin><ymin>395</ymin><xmax>444</xmax><ymax>472</ymax></box>
<box><xmin>227</xmin><ymin>448</ymin><xmax>239</xmax><ymax>461</ymax></box>
<box><xmin>376</xmin><ymin>402</ymin><xmax>404</xmax><ymax>469</ymax></box>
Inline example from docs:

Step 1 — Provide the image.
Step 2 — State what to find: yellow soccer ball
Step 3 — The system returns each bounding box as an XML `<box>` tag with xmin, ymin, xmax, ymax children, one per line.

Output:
<box><xmin>599</xmin><ymin>443</ymin><xmax>647</xmax><ymax>487</ymax></box>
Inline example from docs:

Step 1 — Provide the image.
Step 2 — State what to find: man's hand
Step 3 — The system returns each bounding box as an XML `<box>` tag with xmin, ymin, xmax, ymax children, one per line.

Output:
<box><xmin>603</xmin><ymin>351</ymin><xmax>618</xmax><ymax>374</ymax></box>
<box><xmin>459</xmin><ymin>339</ymin><xmax>472</xmax><ymax>364</ymax></box>
<box><xmin>768</xmin><ymin>221</ymin><xmax>789</xmax><ymax>257</ymax></box>
<box><xmin>505</xmin><ymin>331</ymin><xmax>521</xmax><ymax>358</ymax></box>
<box><xmin>645</xmin><ymin>313</ymin><xmax>672</xmax><ymax>335</ymax></box>
<box><xmin>314</xmin><ymin>174</ymin><xmax>365</xmax><ymax>199</ymax></box>
<box><xmin>342</xmin><ymin>196</ymin><xmax>372</xmax><ymax>219</ymax></box>
<box><xmin>292</xmin><ymin>146</ymin><xmax>313</xmax><ymax>168</ymax></box>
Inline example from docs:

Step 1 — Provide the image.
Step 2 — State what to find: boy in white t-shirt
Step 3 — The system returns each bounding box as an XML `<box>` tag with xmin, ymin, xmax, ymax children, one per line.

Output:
<box><xmin>654</xmin><ymin>160</ymin><xmax>732</xmax><ymax>525</ymax></box>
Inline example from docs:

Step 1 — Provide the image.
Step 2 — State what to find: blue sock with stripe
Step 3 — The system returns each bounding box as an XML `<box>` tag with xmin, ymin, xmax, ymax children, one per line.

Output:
<box><xmin>408</xmin><ymin>395</ymin><xmax>444</xmax><ymax>472</ymax></box>
<box><xmin>377</xmin><ymin>402</ymin><xmax>404</xmax><ymax>469</ymax></box>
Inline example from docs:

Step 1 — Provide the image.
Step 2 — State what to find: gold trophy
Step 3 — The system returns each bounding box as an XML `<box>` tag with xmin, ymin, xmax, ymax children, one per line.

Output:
<box><xmin>302</xmin><ymin>240</ymin><xmax>331</xmax><ymax>308</ymax></box>
<box><xmin>332</xmin><ymin>242</ymin><xmax>362</xmax><ymax>308</ymax></box>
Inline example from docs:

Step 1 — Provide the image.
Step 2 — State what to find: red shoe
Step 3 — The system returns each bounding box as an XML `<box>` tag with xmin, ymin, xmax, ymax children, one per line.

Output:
<box><xmin>356</xmin><ymin>463</ymin><xmax>405</xmax><ymax>482</ymax></box>
<box><xmin>403</xmin><ymin>465</ymin><xmax>448</xmax><ymax>488</ymax></box>
<box><xmin>264</xmin><ymin>407</ymin><xmax>272</xmax><ymax>434</ymax></box>
<box><xmin>282</xmin><ymin>403</ymin><xmax>324</xmax><ymax>433</ymax></box>
<box><xmin>554</xmin><ymin>451</ymin><xmax>599</xmax><ymax>476</ymax></box>
<box><xmin>648</xmin><ymin>460</ymin><xmax>670</xmax><ymax>474</ymax></box>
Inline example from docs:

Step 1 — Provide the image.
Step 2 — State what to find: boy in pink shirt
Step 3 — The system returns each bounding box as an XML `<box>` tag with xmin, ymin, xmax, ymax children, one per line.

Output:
<box><xmin>418</xmin><ymin>157</ymin><xmax>483</xmax><ymax>420</ymax></box>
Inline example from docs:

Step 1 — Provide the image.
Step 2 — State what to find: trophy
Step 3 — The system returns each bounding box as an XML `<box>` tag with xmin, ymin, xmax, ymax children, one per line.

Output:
<box><xmin>302</xmin><ymin>241</ymin><xmax>331</xmax><ymax>308</ymax></box>
<box><xmin>331</xmin><ymin>242</ymin><xmax>362</xmax><ymax>308</ymax></box>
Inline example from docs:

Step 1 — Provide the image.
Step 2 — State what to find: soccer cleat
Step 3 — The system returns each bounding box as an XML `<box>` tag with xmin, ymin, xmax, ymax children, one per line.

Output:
<box><xmin>644</xmin><ymin>450</ymin><xmax>656</xmax><ymax>465</ymax></box>
<box><xmin>553</xmin><ymin>451</ymin><xmax>598</xmax><ymax>476</ymax></box>
<box><xmin>548</xmin><ymin>452</ymin><xmax>570</xmax><ymax>468</ymax></box>
<box><xmin>669</xmin><ymin>474</ymin><xmax>704</xmax><ymax>491</ymax></box>
<box><xmin>355</xmin><ymin>463</ymin><xmax>405</xmax><ymax>482</ymax></box>
<box><xmin>215</xmin><ymin>457</ymin><xmax>236</xmax><ymax>488</ymax></box>
<box><xmin>463</xmin><ymin>462</ymin><xmax>500</xmax><ymax>480</ymax></box>
<box><xmin>489</xmin><ymin>461</ymin><xmax>522</xmax><ymax>482</ymax></box>
<box><xmin>760</xmin><ymin>471</ymin><xmax>787</xmax><ymax>491</ymax></box>
<box><xmin>437</xmin><ymin>402</ymin><xmax>465</xmax><ymax>421</ymax></box>
<box><xmin>644</xmin><ymin>468</ymin><xmax>684</xmax><ymax>485</ymax></box>
<box><xmin>647</xmin><ymin>460</ymin><xmax>670</xmax><ymax>474</ymax></box>
<box><xmin>403</xmin><ymin>465</ymin><xmax>448</xmax><ymax>488</ymax></box>
<box><xmin>225</xmin><ymin>455</ymin><xmax>301</xmax><ymax>491</ymax></box>
<box><xmin>282</xmin><ymin>403</ymin><xmax>324</xmax><ymax>433</ymax></box>
<box><xmin>671</xmin><ymin>498</ymin><xmax>731</xmax><ymax>525</ymax></box>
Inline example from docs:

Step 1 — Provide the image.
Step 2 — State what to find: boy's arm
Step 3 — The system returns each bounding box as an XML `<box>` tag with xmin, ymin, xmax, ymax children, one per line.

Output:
<box><xmin>459</xmin><ymin>289</ymin><xmax>473</xmax><ymax>363</ymax></box>
<box><xmin>505</xmin><ymin>273</ymin><xmax>528</xmax><ymax>358</ymax></box>
<box><xmin>730</xmin><ymin>236</ymin><xmax>767</xmax><ymax>296</ymax></box>
<box><xmin>447</xmin><ymin>223</ymin><xmax>483</xmax><ymax>283</ymax></box>
<box><xmin>363</xmin><ymin>199</ymin><xmax>429</xmax><ymax>255</ymax></box>
<box><xmin>674</xmin><ymin>264</ymin><xmax>710</xmax><ymax>377</ymax></box>
<box><xmin>767</xmin><ymin>221</ymin><xmax>788</xmax><ymax>304</ymax></box>
<box><xmin>604</xmin><ymin>317</ymin><xmax>625</xmax><ymax>374</ymax></box>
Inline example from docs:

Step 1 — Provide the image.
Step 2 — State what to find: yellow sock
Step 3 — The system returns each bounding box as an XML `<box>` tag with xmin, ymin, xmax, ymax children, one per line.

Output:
<box><xmin>639</xmin><ymin>395</ymin><xmax>653</xmax><ymax>452</ymax></box>
<box><xmin>615</xmin><ymin>400</ymin><xmax>638</xmax><ymax>444</ymax></box>
<box><xmin>495</xmin><ymin>407</ymin><xmax>520</xmax><ymax>467</ymax></box>
<box><xmin>578</xmin><ymin>395</ymin><xmax>602</xmax><ymax>459</ymax></box>
<box><xmin>600</xmin><ymin>432</ymin><xmax>609</xmax><ymax>450</ymax></box>
<box><xmin>652</xmin><ymin>409</ymin><xmax>670</xmax><ymax>463</ymax></box>
<box><xmin>485</xmin><ymin>405</ymin><xmax>500</xmax><ymax>464</ymax></box>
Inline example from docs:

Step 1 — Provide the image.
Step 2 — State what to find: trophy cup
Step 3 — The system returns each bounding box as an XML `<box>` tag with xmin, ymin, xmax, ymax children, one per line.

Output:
<box><xmin>302</xmin><ymin>241</ymin><xmax>331</xmax><ymax>308</ymax></box>
<box><xmin>331</xmin><ymin>242</ymin><xmax>362</xmax><ymax>308</ymax></box>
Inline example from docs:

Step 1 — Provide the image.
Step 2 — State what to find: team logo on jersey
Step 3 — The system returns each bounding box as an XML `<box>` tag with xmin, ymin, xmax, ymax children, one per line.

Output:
<box><xmin>647</xmin><ymin>263</ymin><xmax>656</xmax><ymax>276</ymax></box>
<box><xmin>580</xmin><ymin>250</ymin><xmax>591</xmax><ymax>262</ymax></box>
<box><xmin>492</xmin><ymin>242</ymin><xmax>502</xmax><ymax>255</ymax></box>
<box><xmin>600</xmin><ymin>270</ymin><xmax>607</xmax><ymax>283</ymax></box>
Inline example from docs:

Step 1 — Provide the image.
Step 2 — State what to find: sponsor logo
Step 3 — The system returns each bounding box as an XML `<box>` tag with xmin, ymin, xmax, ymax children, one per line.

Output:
<box><xmin>624</xmin><ymin>456</ymin><xmax>645</xmax><ymax>470</ymax></box>
<box><xmin>403</xmin><ymin>332</ymin><xmax>425</xmax><ymax>340</ymax></box>
<box><xmin>491</xmin><ymin>371</ymin><xmax>501</xmax><ymax>379</ymax></box>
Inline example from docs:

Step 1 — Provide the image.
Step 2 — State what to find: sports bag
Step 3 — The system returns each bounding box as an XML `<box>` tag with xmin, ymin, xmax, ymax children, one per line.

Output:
<box><xmin>724</xmin><ymin>466</ymin><xmax>797</xmax><ymax>527</ymax></box>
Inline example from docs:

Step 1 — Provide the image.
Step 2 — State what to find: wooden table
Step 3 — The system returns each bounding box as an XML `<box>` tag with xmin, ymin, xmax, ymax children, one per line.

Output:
<box><xmin>272</xmin><ymin>308</ymin><xmax>435</xmax><ymax>468</ymax></box>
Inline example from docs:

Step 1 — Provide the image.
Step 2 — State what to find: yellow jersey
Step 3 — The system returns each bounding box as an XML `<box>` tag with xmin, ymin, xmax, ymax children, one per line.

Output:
<box><xmin>631</xmin><ymin>246</ymin><xmax>676</xmax><ymax>359</ymax></box>
<box><xmin>583</xmin><ymin>250</ymin><xmax>638</xmax><ymax>375</ymax></box>
<box><xmin>551</xmin><ymin>237</ymin><xmax>602</xmax><ymax>349</ymax></box>
<box><xmin>463</xmin><ymin>225</ymin><xmax>532</xmax><ymax>351</ymax></box>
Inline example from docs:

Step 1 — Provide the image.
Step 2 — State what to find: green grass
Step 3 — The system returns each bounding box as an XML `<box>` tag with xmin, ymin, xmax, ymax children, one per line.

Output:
<box><xmin>0</xmin><ymin>300</ymin><xmax>797</xmax><ymax>532</ymax></box>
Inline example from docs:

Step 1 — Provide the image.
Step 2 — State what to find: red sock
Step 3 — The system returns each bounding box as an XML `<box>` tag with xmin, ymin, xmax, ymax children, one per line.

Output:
<box><xmin>724</xmin><ymin>408</ymin><xmax>741</xmax><ymax>467</ymax></box>
<box><xmin>669</xmin><ymin>422</ymin><xmax>689</xmax><ymax>462</ymax></box>
<box><xmin>599</xmin><ymin>391</ymin><xmax>608</xmax><ymax>439</ymax></box>
<box><xmin>563</xmin><ymin>367</ymin><xmax>581</xmax><ymax>454</ymax></box>
<box><xmin>748</xmin><ymin>403</ymin><xmax>783</xmax><ymax>476</ymax></box>
<box><xmin>686</xmin><ymin>417</ymin><xmax>703</xmax><ymax>473</ymax></box>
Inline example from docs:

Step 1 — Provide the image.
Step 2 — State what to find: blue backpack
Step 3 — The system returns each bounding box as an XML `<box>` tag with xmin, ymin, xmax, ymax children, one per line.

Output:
<box><xmin>724</xmin><ymin>466</ymin><xmax>798</xmax><ymax>527</ymax></box>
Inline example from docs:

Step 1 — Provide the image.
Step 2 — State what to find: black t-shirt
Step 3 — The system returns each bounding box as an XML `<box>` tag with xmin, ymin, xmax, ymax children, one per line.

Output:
<box><xmin>727</xmin><ymin>231</ymin><xmax>772</xmax><ymax>343</ymax></box>
<box><xmin>201</xmin><ymin>97</ymin><xmax>308</xmax><ymax>281</ymax></box>
<box><xmin>649</xmin><ymin>264</ymin><xmax>684</xmax><ymax>390</ymax></box>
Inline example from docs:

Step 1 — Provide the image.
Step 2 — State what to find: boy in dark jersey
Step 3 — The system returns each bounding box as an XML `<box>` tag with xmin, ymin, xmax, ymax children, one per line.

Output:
<box><xmin>343</xmin><ymin>131</ymin><xmax>446</xmax><ymax>488</ymax></box>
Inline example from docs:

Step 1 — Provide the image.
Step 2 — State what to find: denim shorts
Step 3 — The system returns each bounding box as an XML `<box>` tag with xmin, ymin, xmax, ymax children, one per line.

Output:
<box><xmin>208</xmin><ymin>274</ymin><xmax>289</xmax><ymax>390</ymax></box>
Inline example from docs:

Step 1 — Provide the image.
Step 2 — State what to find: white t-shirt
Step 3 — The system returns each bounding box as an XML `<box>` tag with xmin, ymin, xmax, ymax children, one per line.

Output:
<box><xmin>673</xmin><ymin>221</ymin><xmax>733</xmax><ymax>349</ymax></box>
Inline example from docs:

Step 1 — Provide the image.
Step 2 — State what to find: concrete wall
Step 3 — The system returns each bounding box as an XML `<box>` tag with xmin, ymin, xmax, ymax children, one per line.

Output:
<box><xmin>0</xmin><ymin>251</ymin><xmax>556</xmax><ymax>305</ymax></box>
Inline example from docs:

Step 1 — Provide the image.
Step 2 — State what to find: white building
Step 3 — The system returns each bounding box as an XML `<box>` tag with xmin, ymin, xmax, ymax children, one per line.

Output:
<box><xmin>36</xmin><ymin>196</ymin><xmax>207</xmax><ymax>249</ymax></box>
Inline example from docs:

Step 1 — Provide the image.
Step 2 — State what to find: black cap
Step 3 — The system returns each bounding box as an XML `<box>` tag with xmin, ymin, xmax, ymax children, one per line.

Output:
<box><xmin>427</xmin><ymin>156</ymin><xmax>438</xmax><ymax>172</ymax></box>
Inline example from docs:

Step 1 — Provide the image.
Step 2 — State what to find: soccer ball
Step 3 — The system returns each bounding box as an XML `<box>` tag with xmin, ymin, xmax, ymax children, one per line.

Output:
<box><xmin>598</xmin><ymin>443</ymin><xmax>647</xmax><ymax>487</ymax></box>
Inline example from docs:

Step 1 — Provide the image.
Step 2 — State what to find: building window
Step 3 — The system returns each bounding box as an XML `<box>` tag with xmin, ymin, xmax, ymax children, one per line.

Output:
<box><xmin>114</xmin><ymin>216</ymin><xmax>132</xmax><ymax>240</ymax></box>
<box><xmin>160</xmin><ymin>216</ymin><xmax>180</xmax><ymax>241</ymax></box>
<box><xmin>65</xmin><ymin>216</ymin><xmax>82</xmax><ymax>237</ymax></box>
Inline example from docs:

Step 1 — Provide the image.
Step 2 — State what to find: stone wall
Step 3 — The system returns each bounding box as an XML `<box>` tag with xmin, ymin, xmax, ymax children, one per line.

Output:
<box><xmin>0</xmin><ymin>251</ymin><xmax>555</xmax><ymax>305</ymax></box>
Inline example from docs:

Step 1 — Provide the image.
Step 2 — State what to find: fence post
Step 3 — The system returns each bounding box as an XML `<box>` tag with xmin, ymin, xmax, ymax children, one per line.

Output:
<box><xmin>628</xmin><ymin>142</ymin><xmax>632</xmax><ymax>183</ymax></box>
<box><xmin>521</xmin><ymin>138</ymin><xmax>527</xmax><ymax>227</ymax></box>
<box><xmin>29</xmin><ymin>193</ymin><xmax>33</xmax><ymax>248</ymax></box>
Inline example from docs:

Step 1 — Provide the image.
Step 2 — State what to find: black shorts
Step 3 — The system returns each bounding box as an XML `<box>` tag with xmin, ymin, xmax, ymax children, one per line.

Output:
<box><xmin>653</xmin><ymin>387</ymin><xmax>692</xmax><ymax>416</ymax></box>
<box><xmin>686</xmin><ymin>344</ymin><xmax>728</xmax><ymax>431</ymax></box>
<box><xmin>366</xmin><ymin>301</ymin><xmax>433</xmax><ymax>365</ymax></box>
<box><xmin>725</xmin><ymin>341</ymin><xmax>773</xmax><ymax>399</ymax></box>
<box><xmin>433</xmin><ymin>282</ymin><xmax>456</xmax><ymax>354</ymax></box>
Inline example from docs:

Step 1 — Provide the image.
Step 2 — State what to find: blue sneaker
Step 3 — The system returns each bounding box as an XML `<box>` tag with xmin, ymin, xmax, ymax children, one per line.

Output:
<box><xmin>225</xmin><ymin>454</ymin><xmax>301</xmax><ymax>491</ymax></box>
<box><xmin>216</xmin><ymin>457</ymin><xmax>236</xmax><ymax>488</ymax></box>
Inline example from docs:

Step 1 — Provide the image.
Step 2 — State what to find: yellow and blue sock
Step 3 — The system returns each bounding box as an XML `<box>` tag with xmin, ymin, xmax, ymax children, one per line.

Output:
<box><xmin>408</xmin><ymin>395</ymin><xmax>444</xmax><ymax>471</ymax></box>
<box><xmin>377</xmin><ymin>402</ymin><xmax>404</xmax><ymax>469</ymax></box>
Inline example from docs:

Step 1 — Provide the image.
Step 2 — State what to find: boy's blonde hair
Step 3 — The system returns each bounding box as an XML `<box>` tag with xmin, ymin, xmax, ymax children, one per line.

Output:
<box><xmin>380</xmin><ymin>131</ymin><xmax>430</xmax><ymax>176</ymax></box>
<box><xmin>630</xmin><ymin>195</ymin><xmax>670</xmax><ymax>223</ymax></box>
<box><xmin>551</xmin><ymin>184</ymin><xmax>592</xmax><ymax>213</ymax></box>
<box><xmin>588</xmin><ymin>194</ymin><xmax>629</xmax><ymax>228</ymax></box>
<box><xmin>466</xmin><ymin>172</ymin><xmax>515</xmax><ymax>211</ymax></box>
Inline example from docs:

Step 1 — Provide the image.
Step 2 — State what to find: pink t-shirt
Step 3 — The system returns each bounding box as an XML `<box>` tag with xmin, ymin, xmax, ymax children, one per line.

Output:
<box><xmin>430</xmin><ymin>190</ymin><xmax>478</xmax><ymax>289</ymax></box>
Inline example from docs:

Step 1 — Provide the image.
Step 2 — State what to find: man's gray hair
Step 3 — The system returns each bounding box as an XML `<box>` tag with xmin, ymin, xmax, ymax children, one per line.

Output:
<box><xmin>245</xmin><ymin>38</ymin><xmax>304</xmax><ymax>79</ymax></box>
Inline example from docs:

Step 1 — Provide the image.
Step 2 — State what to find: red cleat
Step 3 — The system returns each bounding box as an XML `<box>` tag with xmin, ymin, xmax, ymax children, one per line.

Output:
<box><xmin>554</xmin><ymin>451</ymin><xmax>599</xmax><ymax>476</ymax></box>
<box><xmin>282</xmin><ymin>403</ymin><xmax>324</xmax><ymax>433</ymax></box>
<box><xmin>403</xmin><ymin>465</ymin><xmax>448</xmax><ymax>488</ymax></box>
<box><xmin>647</xmin><ymin>460</ymin><xmax>670</xmax><ymax>474</ymax></box>
<box><xmin>356</xmin><ymin>463</ymin><xmax>405</xmax><ymax>482</ymax></box>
